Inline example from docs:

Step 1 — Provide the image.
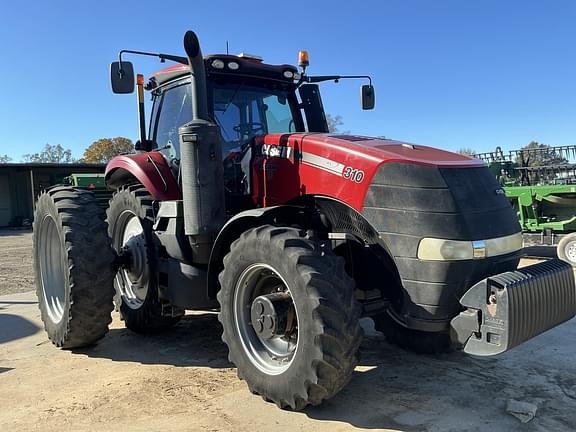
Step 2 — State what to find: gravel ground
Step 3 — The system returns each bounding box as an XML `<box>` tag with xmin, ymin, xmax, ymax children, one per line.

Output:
<box><xmin>0</xmin><ymin>229</ymin><xmax>33</xmax><ymax>296</ymax></box>
<box><xmin>2</xmin><ymin>291</ymin><xmax>576</xmax><ymax>432</ymax></box>
<box><xmin>2</xmin><ymin>230</ymin><xmax>576</xmax><ymax>431</ymax></box>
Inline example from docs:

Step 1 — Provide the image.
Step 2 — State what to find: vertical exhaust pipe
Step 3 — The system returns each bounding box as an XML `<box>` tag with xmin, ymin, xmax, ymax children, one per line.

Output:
<box><xmin>179</xmin><ymin>30</ymin><xmax>225</xmax><ymax>264</ymax></box>
<box><xmin>183</xmin><ymin>31</ymin><xmax>208</xmax><ymax>121</ymax></box>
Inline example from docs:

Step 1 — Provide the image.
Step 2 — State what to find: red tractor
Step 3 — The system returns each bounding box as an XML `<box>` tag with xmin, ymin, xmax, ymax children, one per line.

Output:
<box><xmin>33</xmin><ymin>30</ymin><xmax>576</xmax><ymax>410</ymax></box>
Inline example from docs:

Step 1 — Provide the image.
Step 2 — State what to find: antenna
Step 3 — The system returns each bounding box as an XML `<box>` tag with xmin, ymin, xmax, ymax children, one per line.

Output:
<box><xmin>226</xmin><ymin>41</ymin><xmax>229</xmax><ymax>55</ymax></box>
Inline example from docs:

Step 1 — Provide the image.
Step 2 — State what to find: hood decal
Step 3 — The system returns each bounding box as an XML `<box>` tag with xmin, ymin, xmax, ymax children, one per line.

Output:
<box><xmin>301</xmin><ymin>152</ymin><xmax>345</xmax><ymax>177</ymax></box>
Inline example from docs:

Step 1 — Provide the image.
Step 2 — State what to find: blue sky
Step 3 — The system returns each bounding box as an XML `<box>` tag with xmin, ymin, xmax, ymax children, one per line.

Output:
<box><xmin>0</xmin><ymin>1</ymin><xmax>574</xmax><ymax>160</ymax></box>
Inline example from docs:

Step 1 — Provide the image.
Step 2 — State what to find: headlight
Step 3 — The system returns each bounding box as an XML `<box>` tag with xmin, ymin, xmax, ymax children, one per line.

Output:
<box><xmin>211</xmin><ymin>59</ymin><xmax>225</xmax><ymax>69</ymax></box>
<box><xmin>227</xmin><ymin>61</ymin><xmax>240</xmax><ymax>70</ymax></box>
<box><xmin>485</xmin><ymin>234</ymin><xmax>523</xmax><ymax>257</ymax></box>
<box><xmin>417</xmin><ymin>233</ymin><xmax>522</xmax><ymax>261</ymax></box>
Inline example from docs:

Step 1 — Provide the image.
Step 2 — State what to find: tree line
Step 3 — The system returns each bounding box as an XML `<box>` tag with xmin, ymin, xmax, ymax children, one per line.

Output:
<box><xmin>0</xmin><ymin>137</ymin><xmax>134</xmax><ymax>164</ymax></box>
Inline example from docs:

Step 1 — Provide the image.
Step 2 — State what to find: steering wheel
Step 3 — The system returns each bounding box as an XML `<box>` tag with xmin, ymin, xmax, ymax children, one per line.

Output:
<box><xmin>233</xmin><ymin>122</ymin><xmax>266</xmax><ymax>136</ymax></box>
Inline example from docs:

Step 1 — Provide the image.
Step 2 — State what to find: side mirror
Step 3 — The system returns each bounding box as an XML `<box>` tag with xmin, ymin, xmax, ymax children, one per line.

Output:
<box><xmin>361</xmin><ymin>84</ymin><xmax>375</xmax><ymax>110</ymax></box>
<box><xmin>110</xmin><ymin>61</ymin><xmax>135</xmax><ymax>94</ymax></box>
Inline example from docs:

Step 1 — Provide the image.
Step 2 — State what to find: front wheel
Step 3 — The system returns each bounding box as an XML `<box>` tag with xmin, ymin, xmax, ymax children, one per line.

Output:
<box><xmin>218</xmin><ymin>226</ymin><xmax>362</xmax><ymax>410</ymax></box>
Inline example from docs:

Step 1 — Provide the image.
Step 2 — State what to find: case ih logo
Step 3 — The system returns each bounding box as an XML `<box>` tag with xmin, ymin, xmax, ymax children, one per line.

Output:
<box><xmin>261</xmin><ymin>144</ymin><xmax>292</xmax><ymax>159</ymax></box>
<box><xmin>260</xmin><ymin>144</ymin><xmax>366</xmax><ymax>183</ymax></box>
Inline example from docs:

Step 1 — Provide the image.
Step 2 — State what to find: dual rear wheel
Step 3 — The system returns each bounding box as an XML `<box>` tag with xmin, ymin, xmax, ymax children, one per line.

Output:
<box><xmin>33</xmin><ymin>185</ymin><xmax>180</xmax><ymax>349</ymax></box>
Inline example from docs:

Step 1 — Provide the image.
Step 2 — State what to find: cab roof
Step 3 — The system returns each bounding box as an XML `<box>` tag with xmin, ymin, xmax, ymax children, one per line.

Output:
<box><xmin>149</xmin><ymin>54</ymin><xmax>298</xmax><ymax>89</ymax></box>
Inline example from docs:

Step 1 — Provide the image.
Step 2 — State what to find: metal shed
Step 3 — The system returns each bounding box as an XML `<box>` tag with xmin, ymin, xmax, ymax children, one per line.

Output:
<box><xmin>0</xmin><ymin>163</ymin><xmax>105</xmax><ymax>227</ymax></box>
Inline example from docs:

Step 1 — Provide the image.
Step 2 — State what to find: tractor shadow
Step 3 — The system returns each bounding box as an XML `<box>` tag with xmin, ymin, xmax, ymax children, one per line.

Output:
<box><xmin>523</xmin><ymin>245</ymin><xmax>557</xmax><ymax>259</ymax></box>
<box><xmin>0</xmin><ymin>313</ymin><xmax>40</xmax><ymax>344</ymax></box>
<box><xmin>0</xmin><ymin>228</ymin><xmax>32</xmax><ymax>237</ymax></box>
<box><xmin>302</xmin><ymin>319</ymin><xmax>576</xmax><ymax>431</ymax></box>
<box><xmin>76</xmin><ymin>314</ymin><xmax>576</xmax><ymax>431</ymax></box>
<box><xmin>75</xmin><ymin>312</ymin><xmax>231</xmax><ymax>369</ymax></box>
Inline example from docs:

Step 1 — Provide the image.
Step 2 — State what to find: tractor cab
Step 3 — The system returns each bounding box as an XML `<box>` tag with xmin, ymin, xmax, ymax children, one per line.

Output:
<box><xmin>147</xmin><ymin>55</ymin><xmax>306</xmax><ymax>163</ymax></box>
<box><xmin>142</xmin><ymin>57</ymin><xmax>307</xmax><ymax>213</ymax></box>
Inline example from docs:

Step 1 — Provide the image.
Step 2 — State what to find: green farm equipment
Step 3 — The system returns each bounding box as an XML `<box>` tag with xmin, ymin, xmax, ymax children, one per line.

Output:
<box><xmin>63</xmin><ymin>173</ymin><xmax>112</xmax><ymax>209</ymax></box>
<box><xmin>474</xmin><ymin>145</ymin><xmax>576</xmax><ymax>265</ymax></box>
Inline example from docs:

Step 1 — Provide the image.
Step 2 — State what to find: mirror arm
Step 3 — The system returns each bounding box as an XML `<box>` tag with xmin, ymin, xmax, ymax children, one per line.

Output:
<box><xmin>117</xmin><ymin>50</ymin><xmax>189</xmax><ymax>76</ymax></box>
<box><xmin>305</xmin><ymin>75</ymin><xmax>372</xmax><ymax>86</ymax></box>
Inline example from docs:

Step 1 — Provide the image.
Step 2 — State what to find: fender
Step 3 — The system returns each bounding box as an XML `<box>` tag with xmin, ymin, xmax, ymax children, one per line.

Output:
<box><xmin>206</xmin><ymin>206</ymin><xmax>310</xmax><ymax>299</ymax></box>
<box><xmin>105</xmin><ymin>151</ymin><xmax>181</xmax><ymax>200</ymax></box>
<box><xmin>205</xmin><ymin>200</ymin><xmax>398</xmax><ymax>299</ymax></box>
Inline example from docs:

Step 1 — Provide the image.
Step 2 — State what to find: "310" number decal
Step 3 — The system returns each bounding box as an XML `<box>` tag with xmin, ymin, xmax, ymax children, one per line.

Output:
<box><xmin>343</xmin><ymin>166</ymin><xmax>365</xmax><ymax>183</ymax></box>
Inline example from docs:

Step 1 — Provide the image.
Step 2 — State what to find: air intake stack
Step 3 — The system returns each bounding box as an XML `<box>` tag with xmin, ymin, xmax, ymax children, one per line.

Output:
<box><xmin>178</xmin><ymin>30</ymin><xmax>225</xmax><ymax>264</ymax></box>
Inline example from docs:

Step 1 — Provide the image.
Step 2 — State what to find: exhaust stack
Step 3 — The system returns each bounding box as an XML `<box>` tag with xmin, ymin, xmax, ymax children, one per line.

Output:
<box><xmin>178</xmin><ymin>30</ymin><xmax>225</xmax><ymax>264</ymax></box>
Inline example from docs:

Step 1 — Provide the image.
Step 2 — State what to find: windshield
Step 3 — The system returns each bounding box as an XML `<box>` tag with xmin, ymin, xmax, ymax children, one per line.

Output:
<box><xmin>210</xmin><ymin>82</ymin><xmax>301</xmax><ymax>154</ymax></box>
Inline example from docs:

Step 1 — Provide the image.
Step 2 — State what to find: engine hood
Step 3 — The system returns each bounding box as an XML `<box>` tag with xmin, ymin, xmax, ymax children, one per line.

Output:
<box><xmin>297</xmin><ymin>133</ymin><xmax>483</xmax><ymax>168</ymax></box>
<box><xmin>253</xmin><ymin>133</ymin><xmax>485</xmax><ymax>211</ymax></box>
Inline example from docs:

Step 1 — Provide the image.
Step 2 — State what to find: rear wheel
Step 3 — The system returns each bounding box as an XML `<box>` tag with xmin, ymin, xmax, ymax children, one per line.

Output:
<box><xmin>107</xmin><ymin>185</ymin><xmax>181</xmax><ymax>333</ymax></box>
<box><xmin>33</xmin><ymin>186</ymin><xmax>115</xmax><ymax>348</ymax></box>
<box><xmin>218</xmin><ymin>226</ymin><xmax>362</xmax><ymax>410</ymax></box>
<box><xmin>557</xmin><ymin>233</ymin><xmax>576</xmax><ymax>266</ymax></box>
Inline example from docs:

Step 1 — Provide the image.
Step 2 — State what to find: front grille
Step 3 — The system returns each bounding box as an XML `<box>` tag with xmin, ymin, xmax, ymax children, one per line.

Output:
<box><xmin>361</xmin><ymin>162</ymin><xmax>522</xmax><ymax>327</ymax></box>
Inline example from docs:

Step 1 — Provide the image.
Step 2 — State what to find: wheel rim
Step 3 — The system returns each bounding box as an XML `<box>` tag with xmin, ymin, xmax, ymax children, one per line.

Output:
<box><xmin>234</xmin><ymin>263</ymin><xmax>299</xmax><ymax>375</ymax></box>
<box><xmin>38</xmin><ymin>215</ymin><xmax>67</xmax><ymax>324</ymax></box>
<box><xmin>113</xmin><ymin>210</ymin><xmax>149</xmax><ymax>309</ymax></box>
<box><xmin>566</xmin><ymin>241</ymin><xmax>576</xmax><ymax>263</ymax></box>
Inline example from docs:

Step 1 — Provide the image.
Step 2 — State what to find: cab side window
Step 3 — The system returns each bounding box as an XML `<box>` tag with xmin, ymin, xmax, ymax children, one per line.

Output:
<box><xmin>154</xmin><ymin>82</ymin><xmax>191</xmax><ymax>159</ymax></box>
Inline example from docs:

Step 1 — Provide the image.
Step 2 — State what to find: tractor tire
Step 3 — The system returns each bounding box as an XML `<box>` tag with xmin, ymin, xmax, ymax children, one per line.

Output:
<box><xmin>107</xmin><ymin>185</ymin><xmax>181</xmax><ymax>333</ymax></box>
<box><xmin>33</xmin><ymin>186</ymin><xmax>115</xmax><ymax>348</ymax></box>
<box><xmin>557</xmin><ymin>233</ymin><xmax>576</xmax><ymax>266</ymax></box>
<box><xmin>374</xmin><ymin>311</ymin><xmax>452</xmax><ymax>355</ymax></box>
<box><xmin>217</xmin><ymin>225</ymin><xmax>362</xmax><ymax>410</ymax></box>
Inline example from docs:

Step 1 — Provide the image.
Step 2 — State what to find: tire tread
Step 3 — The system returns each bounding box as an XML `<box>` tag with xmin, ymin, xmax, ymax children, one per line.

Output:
<box><xmin>218</xmin><ymin>225</ymin><xmax>362</xmax><ymax>410</ymax></box>
<box><xmin>33</xmin><ymin>187</ymin><xmax>115</xmax><ymax>348</ymax></box>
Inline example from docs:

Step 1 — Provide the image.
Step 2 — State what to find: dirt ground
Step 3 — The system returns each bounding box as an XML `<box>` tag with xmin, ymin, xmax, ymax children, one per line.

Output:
<box><xmin>2</xmin><ymin>230</ymin><xmax>576</xmax><ymax>432</ymax></box>
<box><xmin>0</xmin><ymin>229</ymin><xmax>34</xmax><ymax>296</ymax></box>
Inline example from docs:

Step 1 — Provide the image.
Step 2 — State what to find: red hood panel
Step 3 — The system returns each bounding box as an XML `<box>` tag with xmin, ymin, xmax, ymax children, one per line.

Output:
<box><xmin>298</xmin><ymin>134</ymin><xmax>483</xmax><ymax>168</ymax></box>
<box><xmin>254</xmin><ymin>133</ymin><xmax>484</xmax><ymax>211</ymax></box>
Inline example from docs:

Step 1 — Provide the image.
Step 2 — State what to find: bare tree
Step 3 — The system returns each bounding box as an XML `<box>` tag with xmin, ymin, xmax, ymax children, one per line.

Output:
<box><xmin>22</xmin><ymin>144</ymin><xmax>75</xmax><ymax>163</ymax></box>
<box><xmin>326</xmin><ymin>114</ymin><xmax>351</xmax><ymax>134</ymax></box>
<box><xmin>516</xmin><ymin>141</ymin><xmax>568</xmax><ymax>167</ymax></box>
